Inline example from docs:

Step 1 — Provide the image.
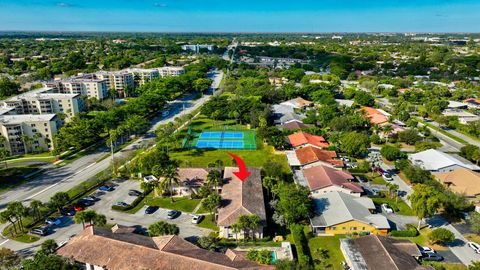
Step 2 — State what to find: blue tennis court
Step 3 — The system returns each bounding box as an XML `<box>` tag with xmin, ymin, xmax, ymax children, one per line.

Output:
<box><xmin>196</xmin><ymin>140</ymin><xmax>244</xmax><ymax>149</ymax></box>
<box><xmin>199</xmin><ymin>131</ymin><xmax>244</xmax><ymax>139</ymax></box>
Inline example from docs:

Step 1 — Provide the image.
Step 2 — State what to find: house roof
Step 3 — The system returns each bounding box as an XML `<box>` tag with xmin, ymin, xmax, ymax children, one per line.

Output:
<box><xmin>294</xmin><ymin>146</ymin><xmax>343</xmax><ymax>167</ymax></box>
<box><xmin>409</xmin><ymin>149</ymin><xmax>480</xmax><ymax>171</ymax></box>
<box><xmin>303</xmin><ymin>165</ymin><xmax>362</xmax><ymax>193</ymax></box>
<box><xmin>280</xmin><ymin>97</ymin><xmax>312</xmax><ymax>109</ymax></box>
<box><xmin>280</xmin><ymin>120</ymin><xmax>310</xmax><ymax>130</ymax></box>
<box><xmin>341</xmin><ymin>235</ymin><xmax>432</xmax><ymax>270</ymax></box>
<box><xmin>178</xmin><ymin>168</ymin><xmax>209</xmax><ymax>186</ymax></box>
<box><xmin>57</xmin><ymin>225</ymin><xmax>271</xmax><ymax>270</ymax></box>
<box><xmin>464</xmin><ymin>98</ymin><xmax>480</xmax><ymax>106</ymax></box>
<box><xmin>363</xmin><ymin>107</ymin><xmax>389</xmax><ymax>125</ymax></box>
<box><xmin>310</xmin><ymin>192</ymin><xmax>389</xmax><ymax>229</ymax></box>
<box><xmin>272</xmin><ymin>104</ymin><xmax>305</xmax><ymax>124</ymax></box>
<box><xmin>217</xmin><ymin>167</ymin><xmax>266</xmax><ymax>227</ymax></box>
<box><xmin>434</xmin><ymin>168</ymin><xmax>480</xmax><ymax>197</ymax></box>
<box><xmin>288</xmin><ymin>132</ymin><xmax>329</xmax><ymax>148</ymax></box>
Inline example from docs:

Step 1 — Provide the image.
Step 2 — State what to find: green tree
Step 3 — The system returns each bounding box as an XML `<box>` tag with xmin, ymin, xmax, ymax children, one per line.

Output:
<box><xmin>20</xmin><ymin>135</ymin><xmax>33</xmax><ymax>154</ymax></box>
<box><xmin>203</xmin><ymin>192</ymin><xmax>221</xmax><ymax>221</ymax></box>
<box><xmin>339</xmin><ymin>132</ymin><xmax>370</xmax><ymax>157</ymax></box>
<box><xmin>398</xmin><ymin>129</ymin><xmax>421</xmax><ymax>145</ymax></box>
<box><xmin>380</xmin><ymin>144</ymin><xmax>403</xmax><ymax>161</ymax></box>
<box><xmin>274</xmin><ymin>183</ymin><xmax>313</xmax><ymax>227</ymax></box>
<box><xmin>409</xmin><ymin>184</ymin><xmax>444</xmax><ymax>229</ymax></box>
<box><xmin>0</xmin><ymin>77</ymin><xmax>20</xmax><ymax>98</ymax></box>
<box><xmin>198</xmin><ymin>232</ymin><xmax>220</xmax><ymax>251</ymax></box>
<box><xmin>206</xmin><ymin>169</ymin><xmax>222</xmax><ymax>191</ymax></box>
<box><xmin>354</xmin><ymin>91</ymin><xmax>375</xmax><ymax>106</ymax></box>
<box><xmin>29</xmin><ymin>200</ymin><xmax>43</xmax><ymax>222</ymax></box>
<box><xmin>22</xmin><ymin>252</ymin><xmax>81</xmax><ymax>270</ymax></box>
<box><xmin>40</xmin><ymin>239</ymin><xmax>58</xmax><ymax>255</ymax></box>
<box><xmin>469</xmin><ymin>262</ymin><xmax>480</xmax><ymax>270</ymax></box>
<box><xmin>148</xmin><ymin>221</ymin><xmax>179</xmax><ymax>236</ymax></box>
<box><xmin>158</xmin><ymin>163</ymin><xmax>181</xmax><ymax>202</ymax></box>
<box><xmin>470</xmin><ymin>212</ymin><xmax>480</xmax><ymax>234</ymax></box>
<box><xmin>429</xmin><ymin>228</ymin><xmax>455</xmax><ymax>245</ymax></box>
<box><xmin>49</xmin><ymin>192</ymin><xmax>70</xmax><ymax>214</ymax></box>
<box><xmin>0</xmin><ymin>148</ymin><xmax>9</xmax><ymax>168</ymax></box>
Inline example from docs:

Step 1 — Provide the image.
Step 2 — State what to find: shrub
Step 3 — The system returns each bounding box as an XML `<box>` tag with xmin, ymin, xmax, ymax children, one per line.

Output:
<box><xmin>246</xmin><ymin>249</ymin><xmax>272</xmax><ymax>265</ymax></box>
<box><xmin>380</xmin><ymin>145</ymin><xmax>402</xmax><ymax>161</ymax></box>
<box><xmin>429</xmin><ymin>228</ymin><xmax>455</xmax><ymax>244</ymax></box>
<box><xmin>290</xmin><ymin>224</ymin><xmax>311</xmax><ymax>266</ymax></box>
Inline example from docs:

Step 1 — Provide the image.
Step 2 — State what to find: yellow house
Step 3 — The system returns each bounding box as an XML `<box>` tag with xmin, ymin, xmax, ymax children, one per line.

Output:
<box><xmin>310</xmin><ymin>192</ymin><xmax>390</xmax><ymax>236</ymax></box>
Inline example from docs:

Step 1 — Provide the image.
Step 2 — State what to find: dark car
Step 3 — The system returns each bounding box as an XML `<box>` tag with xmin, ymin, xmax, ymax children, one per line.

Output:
<box><xmin>128</xmin><ymin>190</ymin><xmax>142</xmax><ymax>196</ymax></box>
<box><xmin>31</xmin><ymin>226</ymin><xmax>51</xmax><ymax>236</ymax></box>
<box><xmin>167</xmin><ymin>210</ymin><xmax>180</xmax><ymax>219</ymax></box>
<box><xmin>84</xmin><ymin>195</ymin><xmax>100</xmax><ymax>202</ymax></box>
<box><xmin>78</xmin><ymin>199</ymin><xmax>94</xmax><ymax>206</ymax></box>
<box><xmin>421</xmin><ymin>253</ymin><xmax>444</xmax><ymax>261</ymax></box>
<box><xmin>145</xmin><ymin>206</ymin><xmax>159</xmax><ymax>214</ymax></box>
<box><xmin>61</xmin><ymin>207</ymin><xmax>76</xmax><ymax>216</ymax></box>
<box><xmin>99</xmin><ymin>186</ymin><xmax>114</xmax><ymax>191</ymax></box>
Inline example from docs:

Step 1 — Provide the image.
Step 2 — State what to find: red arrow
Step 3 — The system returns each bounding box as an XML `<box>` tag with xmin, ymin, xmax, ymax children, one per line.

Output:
<box><xmin>227</xmin><ymin>152</ymin><xmax>251</xmax><ymax>182</ymax></box>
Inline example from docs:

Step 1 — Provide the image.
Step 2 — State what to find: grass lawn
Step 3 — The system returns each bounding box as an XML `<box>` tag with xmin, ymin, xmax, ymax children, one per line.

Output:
<box><xmin>171</xmin><ymin>146</ymin><xmax>290</xmax><ymax>173</ymax></box>
<box><xmin>146</xmin><ymin>195</ymin><xmax>201</xmax><ymax>213</ymax></box>
<box><xmin>371</xmin><ymin>196</ymin><xmax>415</xmax><ymax>216</ymax></box>
<box><xmin>464</xmin><ymin>233</ymin><xmax>480</xmax><ymax>243</ymax></box>
<box><xmin>370</xmin><ymin>176</ymin><xmax>388</xmax><ymax>185</ymax></box>
<box><xmin>423</xmin><ymin>262</ymin><xmax>467</xmax><ymax>270</ymax></box>
<box><xmin>197</xmin><ymin>215</ymin><xmax>219</xmax><ymax>231</ymax></box>
<box><xmin>394</xmin><ymin>227</ymin><xmax>449</xmax><ymax>251</ymax></box>
<box><xmin>0</xmin><ymin>165</ymin><xmax>41</xmax><ymax>191</ymax></box>
<box><xmin>308</xmin><ymin>235</ymin><xmax>346</xmax><ymax>270</ymax></box>
<box><xmin>12</xmin><ymin>234</ymin><xmax>40</xmax><ymax>243</ymax></box>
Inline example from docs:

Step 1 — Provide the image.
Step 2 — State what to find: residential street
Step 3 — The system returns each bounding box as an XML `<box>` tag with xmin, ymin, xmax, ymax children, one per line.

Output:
<box><xmin>0</xmin><ymin>70</ymin><xmax>223</xmax><ymax>251</ymax></box>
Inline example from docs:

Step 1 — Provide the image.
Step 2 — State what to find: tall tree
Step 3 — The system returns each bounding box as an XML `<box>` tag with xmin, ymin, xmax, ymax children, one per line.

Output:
<box><xmin>409</xmin><ymin>184</ymin><xmax>444</xmax><ymax>229</ymax></box>
<box><xmin>49</xmin><ymin>192</ymin><xmax>70</xmax><ymax>214</ymax></box>
<box><xmin>159</xmin><ymin>163</ymin><xmax>180</xmax><ymax>202</ymax></box>
<box><xmin>203</xmin><ymin>192</ymin><xmax>221</xmax><ymax>221</ymax></box>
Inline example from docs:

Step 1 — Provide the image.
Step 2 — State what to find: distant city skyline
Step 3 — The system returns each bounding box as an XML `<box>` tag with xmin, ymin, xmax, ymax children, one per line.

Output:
<box><xmin>1</xmin><ymin>0</ymin><xmax>480</xmax><ymax>32</ymax></box>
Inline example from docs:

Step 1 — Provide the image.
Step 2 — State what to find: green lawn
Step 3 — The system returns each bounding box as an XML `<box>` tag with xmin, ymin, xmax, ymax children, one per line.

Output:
<box><xmin>308</xmin><ymin>235</ymin><xmax>346</xmax><ymax>270</ymax></box>
<box><xmin>370</xmin><ymin>176</ymin><xmax>388</xmax><ymax>185</ymax></box>
<box><xmin>13</xmin><ymin>234</ymin><xmax>40</xmax><ymax>243</ymax></box>
<box><xmin>171</xmin><ymin>146</ymin><xmax>290</xmax><ymax>173</ymax></box>
<box><xmin>423</xmin><ymin>262</ymin><xmax>467</xmax><ymax>270</ymax></box>
<box><xmin>146</xmin><ymin>195</ymin><xmax>201</xmax><ymax>213</ymax></box>
<box><xmin>197</xmin><ymin>215</ymin><xmax>219</xmax><ymax>231</ymax></box>
<box><xmin>0</xmin><ymin>165</ymin><xmax>41</xmax><ymax>191</ymax></box>
<box><xmin>371</xmin><ymin>196</ymin><xmax>415</xmax><ymax>216</ymax></box>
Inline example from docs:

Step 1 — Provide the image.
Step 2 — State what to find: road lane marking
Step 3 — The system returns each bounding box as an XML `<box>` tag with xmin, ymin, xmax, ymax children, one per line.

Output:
<box><xmin>0</xmin><ymin>239</ymin><xmax>9</xmax><ymax>246</ymax></box>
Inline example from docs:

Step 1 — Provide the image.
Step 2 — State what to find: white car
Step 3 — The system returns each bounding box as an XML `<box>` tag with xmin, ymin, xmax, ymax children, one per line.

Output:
<box><xmin>382</xmin><ymin>173</ymin><xmax>393</xmax><ymax>181</ymax></box>
<box><xmin>421</xmin><ymin>246</ymin><xmax>436</xmax><ymax>254</ymax></box>
<box><xmin>191</xmin><ymin>215</ymin><xmax>203</xmax><ymax>224</ymax></box>
<box><xmin>381</xmin><ymin>203</ymin><xmax>394</xmax><ymax>214</ymax></box>
<box><xmin>468</xmin><ymin>242</ymin><xmax>480</xmax><ymax>254</ymax></box>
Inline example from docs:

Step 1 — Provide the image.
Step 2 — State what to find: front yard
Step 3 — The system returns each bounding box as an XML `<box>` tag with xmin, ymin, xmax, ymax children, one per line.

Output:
<box><xmin>371</xmin><ymin>196</ymin><xmax>415</xmax><ymax>216</ymax></box>
<box><xmin>308</xmin><ymin>235</ymin><xmax>346</xmax><ymax>270</ymax></box>
<box><xmin>145</xmin><ymin>195</ymin><xmax>201</xmax><ymax>213</ymax></box>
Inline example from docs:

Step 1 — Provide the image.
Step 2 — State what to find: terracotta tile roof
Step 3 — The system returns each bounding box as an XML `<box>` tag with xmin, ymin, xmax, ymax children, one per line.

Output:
<box><xmin>288</xmin><ymin>132</ymin><xmax>329</xmax><ymax>148</ymax></box>
<box><xmin>347</xmin><ymin>234</ymin><xmax>432</xmax><ymax>270</ymax></box>
<box><xmin>363</xmin><ymin>107</ymin><xmax>389</xmax><ymax>125</ymax></box>
<box><xmin>303</xmin><ymin>165</ymin><xmax>362</xmax><ymax>193</ymax></box>
<box><xmin>178</xmin><ymin>168</ymin><xmax>209</xmax><ymax>187</ymax></box>
<box><xmin>217</xmin><ymin>167</ymin><xmax>266</xmax><ymax>227</ymax></box>
<box><xmin>57</xmin><ymin>226</ymin><xmax>272</xmax><ymax>270</ymax></box>
<box><xmin>464</xmin><ymin>98</ymin><xmax>480</xmax><ymax>106</ymax></box>
<box><xmin>434</xmin><ymin>168</ymin><xmax>480</xmax><ymax>197</ymax></box>
<box><xmin>280</xmin><ymin>121</ymin><xmax>310</xmax><ymax>130</ymax></box>
<box><xmin>295</xmin><ymin>146</ymin><xmax>343</xmax><ymax>167</ymax></box>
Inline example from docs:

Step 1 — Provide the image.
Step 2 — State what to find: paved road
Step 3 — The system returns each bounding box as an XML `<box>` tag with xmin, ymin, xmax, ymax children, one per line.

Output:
<box><xmin>0</xmin><ymin>70</ymin><xmax>223</xmax><ymax>251</ymax></box>
<box><xmin>417</xmin><ymin>122</ymin><xmax>465</xmax><ymax>151</ymax></box>
<box><xmin>427</xmin><ymin>120</ymin><xmax>480</xmax><ymax>147</ymax></box>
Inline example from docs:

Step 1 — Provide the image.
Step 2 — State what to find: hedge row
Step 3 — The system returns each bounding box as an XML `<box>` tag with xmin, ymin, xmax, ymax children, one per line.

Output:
<box><xmin>111</xmin><ymin>188</ymin><xmax>151</xmax><ymax>211</ymax></box>
<box><xmin>390</xmin><ymin>225</ymin><xmax>419</xmax><ymax>237</ymax></box>
<box><xmin>290</xmin><ymin>224</ymin><xmax>312</xmax><ymax>266</ymax></box>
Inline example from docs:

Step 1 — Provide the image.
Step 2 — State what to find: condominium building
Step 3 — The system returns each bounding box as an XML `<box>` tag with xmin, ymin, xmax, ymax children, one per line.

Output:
<box><xmin>45</xmin><ymin>77</ymin><xmax>109</xmax><ymax>100</ymax></box>
<box><xmin>96</xmin><ymin>70</ymin><xmax>135</xmax><ymax>97</ymax></box>
<box><xmin>181</xmin><ymin>44</ymin><xmax>215</xmax><ymax>53</ymax></box>
<box><xmin>1</xmin><ymin>88</ymin><xmax>83</xmax><ymax>121</ymax></box>
<box><xmin>157</xmin><ymin>66</ymin><xmax>185</xmax><ymax>77</ymax></box>
<box><xmin>127</xmin><ymin>68</ymin><xmax>160</xmax><ymax>86</ymax></box>
<box><xmin>0</xmin><ymin>114</ymin><xmax>59</xmax><ymax>155</ymax></box>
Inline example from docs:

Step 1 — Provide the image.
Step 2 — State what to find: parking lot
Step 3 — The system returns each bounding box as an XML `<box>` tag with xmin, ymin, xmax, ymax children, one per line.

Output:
<box><xmin>89</xmin><ymin>179</ymin><xmax>211</xmax><ymax>238</ymax></box>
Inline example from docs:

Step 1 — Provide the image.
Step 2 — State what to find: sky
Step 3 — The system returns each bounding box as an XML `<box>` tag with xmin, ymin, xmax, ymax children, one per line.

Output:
<box><xmin>0</xmin><ymin>0</ymin><xmax>479</xmax><ymax>32</ymax></box>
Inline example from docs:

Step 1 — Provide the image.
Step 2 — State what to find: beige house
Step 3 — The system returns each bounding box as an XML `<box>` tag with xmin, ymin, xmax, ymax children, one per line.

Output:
<box><xmin>435</xmin><ymin>168</ymin><xmax>480</xmax><ymax>198</ymax></box>
<box><xmin>217</xmin><ymin>167</ymin><xmax>266</xmax><ymax>239</ymax></box>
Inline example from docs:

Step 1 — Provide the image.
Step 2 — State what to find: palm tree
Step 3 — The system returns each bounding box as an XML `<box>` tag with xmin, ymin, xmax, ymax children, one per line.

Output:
<box><xmin>32</xmin><ymin>133</ymin><xmax>42</xmax><ymax>152</ymax></box>
<box><xmin>0</xmin><ymin>148</ymin><xmax>9</xmax><ymax>169</ymax></box>
<box><xmin>20</xmin><ymin>135</ymin><xmax>33</xmax><ymax>154</ymax></box>
<box><xmin>107</xmin><ymin>129</ymin><xmax>119</xmax><ymax>175</ymax></box>
<box><xmin>29</xmin><ymin>200</ymin><xmax>43</xmax><ymax>222</ymax></box>
<box><xmin>0</xmin><ymin>209</ymin><xmax>18</xmax><ymax>235</ymax></box>
<box><xmin>159</xmin><ymin>164</ymin><xmax>180</xmax><ymax>202</ymax></box>
<box><xmin>206</xmin><ymin>170</ymin><xmax>222</xmax><ymax>191</ymax></box>
<box><xmin>8</xmin><ymin>202</ymin><xmax>27</xmax><ymax>232</ymax></box>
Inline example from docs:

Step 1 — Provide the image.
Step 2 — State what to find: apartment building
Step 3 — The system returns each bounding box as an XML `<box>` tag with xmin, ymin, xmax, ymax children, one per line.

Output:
<box><xmin>96</xmin><ymin>70</ymin><xmax>134</xmax><ymax>97</ymax></box>
<box><xmin>2</xmin><ymin>88</ymin><xmax>83</xmax><ymax>121</ymax></box>
<box><xmin>181</xmin><ymin>44</ymin><xmax>215</xmax><ymax>52</ymax></box>
<box><xmin>45</xmin><ymin>77</ymin><xmax>109</xmax><ymax>100</ymax></box>
<box><xmin>0</xmin><ymin>114</ymin><xmax>59</xmax><ymax>155</ymax></box>
<box><xmin>127</xmin><ymin>68</ymin><xmax>160</xmax><ymax>86</ymax></box>
<box><xmin>157</xmin><ymin>66</ymin><xmax>185</xmax><ymax>77</ymax></box>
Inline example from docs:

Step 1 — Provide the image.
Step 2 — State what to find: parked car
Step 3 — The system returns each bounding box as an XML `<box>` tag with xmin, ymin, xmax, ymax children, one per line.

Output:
<box><xmin>99</xmin><ymin>186</ymin><xmax>114</xmax><ymax>192</ymax></box>
<box><xmin>145</xmin><ymin>206</ymin><xmax>159</xmax><ymax>214</ymax></box>
<box><xmin>371</xmin><ymin>188</ymin><xmax>381</xmax><ymax>196</ymax></box>
<box><xmin>381</xmin><ymin>203</ymin><xmax>394</xmax><ymax>214</ymax></box>
<box><xmin>421</xmin><ymin>253</ymin><xmax>443</xmax><ymax>261</ymax></box>
<box><xmin>84</xmin><ymin>195</ymin><xmax>100</xmax><ymax>202</ymax></box>
<box><xmin>421</xmin><ymin>246</ymin><xmax>436</xmax><ymax>254</ymax></box>
<box><xmin>162</xmin><ymin>110</ymin><xmax>170</xmax><ymax>117</ymax></box>
<box><xmin>67</xmin><ymin>204</ymin><xmax>84</xmax><ymax>212</ymax></box>
<box><xmin>468</xmin><ymin>242</ymin><xmax>480</xmax><ymax>253</ymax></box>
<box><xmin>61</xmin><ymin>207</ymin><xmax>76</xmax><ymax>216</ymax></box>
<box><xmin>128</xmin><ymin>190</ymin><xmax>142</xmax><ymax>196</ymax></box>
<box><xmin>31</xmin><ymin>226</ymin><xmax>51</xmax><ymax>236</ymax></box>
<box><xmin>45</xmin><ymin>217</ymin><xmax>61</xmax><ymax>226</ymax></box>
<box><xmin>191</xmin><ymin>215</ymin><xmax>203</xmax><ymax>224</ymax></box>
<box><xmin>167</xmin><ymin>210</ymin><xmax>180</xmax><ymax>219</ymax></box>
<box><xmin>382</xmin><ymin>173</ymin><xmax>393</xmax><ymax>181</ymax></box>
<box><xmin>78</xmin><ymin>199</ymin><xmax>94</xmax><ymax>206</ymax></box>
<box><xmin>115</xmin><ymin>202</ymin><xmax>129</xmax><ymax>207</ymax></box>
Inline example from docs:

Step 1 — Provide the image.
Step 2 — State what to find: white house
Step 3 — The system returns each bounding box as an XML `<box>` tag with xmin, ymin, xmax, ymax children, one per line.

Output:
<box><xmin>408</xmin><ymin>149</ymin><xmax>480</xmax><ymax>173</ymax></box>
